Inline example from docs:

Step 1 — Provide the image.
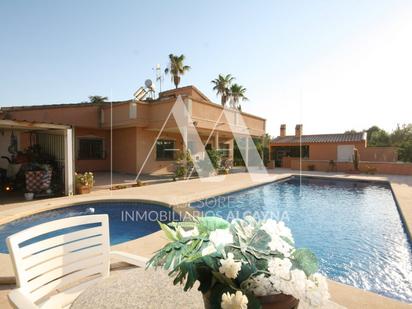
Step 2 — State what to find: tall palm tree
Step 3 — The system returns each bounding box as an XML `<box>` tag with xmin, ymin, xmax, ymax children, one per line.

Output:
<box><xmin>88</xmin><ymin>96</ymin><xmax>108</xmax><ymax>104</ymax></box>
<box><xmin>228</xmin><ymin>84</ymin><xmax>248</xmax><ymax>108</ymax></box>
<box><xmin>211</xmin><ymin>74</ymin><xmax>235</xmax><ymax>106</ymax></box>
<box><xmin>164</xmin><ymin>54</ymin><xmax>191</xmax><ymax>88</ymax></box>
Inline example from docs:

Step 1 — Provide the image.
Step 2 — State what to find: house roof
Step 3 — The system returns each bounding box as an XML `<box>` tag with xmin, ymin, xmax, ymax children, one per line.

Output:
<box><xmin>158</xmin><ymin>85</ymin><xmax>211</xmax><ymax>102</ymax></box>
<box><xmin>0</xmin><ymin>100</ymin><xmax>131</xmax><ymax>112</ymax></box>
<box><xmin>0</xmin><ymin>119</ymin><xmax>71</xmax><ymax>130</ymax></box>
<box><xmin>0</xmin><ymin>86</ymin><xmax>211</xmax><ymax>112</ymax></box>
<box><xmin>271</xmin><ymin>132</ymin><xmax>366</xmax><ymax>144</ymax></box>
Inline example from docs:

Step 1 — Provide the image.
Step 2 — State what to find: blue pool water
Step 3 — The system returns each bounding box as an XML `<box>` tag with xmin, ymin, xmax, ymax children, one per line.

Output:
<box><xmin>0</xmin><ymin>201</ymin><xmax>176</xmax><ymax>253</ymax></box>
<box><xmin>191</xmin><ymin>176</ymin><xmax>412</xmax><ymax>303</ymax></box>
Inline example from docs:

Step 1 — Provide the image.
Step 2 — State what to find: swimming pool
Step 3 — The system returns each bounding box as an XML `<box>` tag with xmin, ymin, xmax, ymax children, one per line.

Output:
<box><xmin>191</xmin><ymin>176</ymin><xmax>412</xmax><ymax>303</ymax></box>
<box><xmin>0</xmin><ymin>201</ymin><xmax>177</xmax><ymax>254</ymax></box>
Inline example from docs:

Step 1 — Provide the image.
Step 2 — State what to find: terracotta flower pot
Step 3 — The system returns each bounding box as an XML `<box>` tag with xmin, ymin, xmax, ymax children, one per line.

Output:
<box><xmin>202</xmin><ymin>292</ymin><xmax>299</xmax><ymax>309</ymax></box>
<box><xmin>257</xmin><ymin>294</ymin><xmax>299</xmax><ymax>309</ymax></box>
<box><xmin>76</xmin><ymin>185</ymin><xmax>91</xmax><ymax>194</ymax></box>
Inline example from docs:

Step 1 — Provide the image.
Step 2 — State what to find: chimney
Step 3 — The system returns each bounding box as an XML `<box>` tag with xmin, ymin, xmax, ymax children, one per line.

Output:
<box><xmin>295</xmin><ymin>124</ymin><xmax>303</xmax><ymax>137</ymax></box>
<box><xmin>280</xmin><ymin>124</ymin><xmax>286</xmax><ymax>137</ymax></box>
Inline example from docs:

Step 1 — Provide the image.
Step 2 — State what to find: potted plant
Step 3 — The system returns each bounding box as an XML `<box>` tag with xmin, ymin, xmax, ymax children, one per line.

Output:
<box><xmin>174</xmin><ymin>150</ymin><xmax>193</xmax><ymax>180</ymax></box>
<box><xmin>24</xmin><ymin>192</ymin><xmax>34</xmax><ymax>201</ymax></box>
<box><xmin>75</xmin><ymin>172</ymin><xmax>94</xmax><ymax>194</ymax></box>
<box><xmin>307</xmin><ymin>164</ymin><xmax>315</xmax><ymax>171</ymax></box>
<box><xmin>147</xmin><ymin>216</ymin><xmax>330</xmax><ymax>309</ymax></box>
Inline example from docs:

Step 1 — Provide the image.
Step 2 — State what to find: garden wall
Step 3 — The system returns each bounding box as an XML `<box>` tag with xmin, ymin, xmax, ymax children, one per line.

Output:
<box><xmin>289</xmin><ymin>159</ymin><xmax>412</xmax><ymax>175</ymax></box>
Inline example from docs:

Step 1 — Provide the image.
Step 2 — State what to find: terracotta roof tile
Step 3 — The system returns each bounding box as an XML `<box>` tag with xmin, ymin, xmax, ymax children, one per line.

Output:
<box><xmin>271</xmin><ymin>132</ymin><xmax>366</xmax><ymax>144</ymax></box>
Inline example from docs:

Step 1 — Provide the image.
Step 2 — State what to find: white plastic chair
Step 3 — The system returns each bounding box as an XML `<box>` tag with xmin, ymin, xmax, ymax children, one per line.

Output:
<box><xmin>6</xmin><ymin>214</ymin><xmax>148</xmax><ymax>309</ymax></box>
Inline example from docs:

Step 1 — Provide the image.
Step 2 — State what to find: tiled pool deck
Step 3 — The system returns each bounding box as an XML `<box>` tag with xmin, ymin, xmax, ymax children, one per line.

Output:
<box><xmin>0</xmin><ymin>169</ymin><xmax>411</xmax><ymax>308</ymax></box>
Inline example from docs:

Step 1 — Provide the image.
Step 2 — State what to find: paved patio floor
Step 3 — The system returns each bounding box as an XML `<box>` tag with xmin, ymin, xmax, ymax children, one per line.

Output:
<box><xmin>93</xmin><ymin>171</ymin><xmax>175</xmax><ymax>190</ymax></box>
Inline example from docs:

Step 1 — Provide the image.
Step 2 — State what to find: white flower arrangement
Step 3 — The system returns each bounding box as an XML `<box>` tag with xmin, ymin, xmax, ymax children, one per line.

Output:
<box><xmin>147</xmin><ymin>216</ymin><xmax>330</xmax><ymax>309</ymax></box>
<box><xmin>219</xmin><ymin>253</ymin><xmax>242</xmax><ymax>279</ymax></box>
<box><xmin>221</xmin><ymin>291</ymin><xmax>248</xmax><ymax>309</ymax></box>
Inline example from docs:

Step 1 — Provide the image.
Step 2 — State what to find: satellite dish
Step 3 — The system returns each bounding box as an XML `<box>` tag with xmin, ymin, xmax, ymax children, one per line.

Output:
<box><xmin>145</xmin><ymin>79</ymin><xmax>153</xmax><ymax>89</ymax></box>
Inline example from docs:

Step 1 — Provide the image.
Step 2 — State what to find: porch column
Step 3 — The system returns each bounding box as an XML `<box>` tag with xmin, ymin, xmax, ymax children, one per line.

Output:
<box><xmin>228</xmin><ymin>139</ymin><xmax>234</xmax><ymax>160</ymax></box>
<box><xmin>214</xmin><ymin>131</ymin><xmax>219</xmax><ymax>150</ymax></box>
<box><xmin>64</xmin><ymin>128</ymin><xmax>74</xmax><ymax>196</ymax></box>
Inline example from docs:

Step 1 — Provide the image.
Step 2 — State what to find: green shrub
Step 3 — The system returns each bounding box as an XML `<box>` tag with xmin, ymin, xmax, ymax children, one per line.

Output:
<box><xmin>206</xmin><ymin>149</ymin><xmax>221</xmax><ymax>169</ymax></box>
<box><xmin>175</xmin><ymin>165</ymin><xmax>187</xmax><ymax>178</ymax></box>
<box><xmin>398</xmin><ymin>141</ymin><xmax>412</xmax><ymax>162</ymax></box>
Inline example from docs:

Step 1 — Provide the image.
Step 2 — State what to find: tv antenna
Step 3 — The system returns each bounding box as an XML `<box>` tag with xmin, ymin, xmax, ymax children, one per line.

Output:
<box><xmin>154</xmin><ymin>64</ymin><xmax>163</xmax><ymax>93</ymax></box>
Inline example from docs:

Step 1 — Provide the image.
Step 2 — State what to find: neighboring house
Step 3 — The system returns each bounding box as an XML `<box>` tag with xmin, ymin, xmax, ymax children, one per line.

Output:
<box><xmin>2</xmin><ymin>86</ymin><xmax>266</xmax><ymax>176</ymax></box>
<box><xmin>270</xmin><ymin>124</ymin><xmax>398</xmax><ymax>169</ymax></box>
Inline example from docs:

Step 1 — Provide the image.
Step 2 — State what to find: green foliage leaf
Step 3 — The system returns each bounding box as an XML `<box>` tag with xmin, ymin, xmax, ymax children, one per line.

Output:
<box><xmin>201</xmin><ymin>255</ymin><xmax>220</xmax><ymax>271</ymax></box>
<box><xmin>168</xmin><ymin>221</ymin><xmax>197</xmax><ymax>229</ymax></box>
<box><xmin>254</xmin><ymin>258</ymin><xmax>268</xmax><ymax>271</ymax></box>
<box><xmin>249</xmin><ymin>230</ymin><xmax>271</xmax><ymax>251</ymax></box>
<box><xmin>293</xmin><ymin>248</ymin><xmax>319</xmax><ymax>276</ymax></box>
<box><xmin>159</xmin><ymin>221</ymin><xmax>178</xmax><ymax>241</ymax></box>
<box><xmin>236</xmin><ymin>263</ymin><xmax>256</xmax><ymax>283</ymax></box>
<box><xmin>171</xmin><ymin>261</ymin><xmax>197</xmax><ymax>291</ymax></box>
<box><xmin>212</xmin><ymin>271</ymin><xmax>239</xmax><ymax>290</ymax></box>
<box><xmin>208</xmin><ymin>283</ymin><xmax>235</xmax><ymax>309</ymax></box>
<box><xmin>197</xmin><ymin>217</ymin><xmax>230</xmax><ymax>233</ymax></box>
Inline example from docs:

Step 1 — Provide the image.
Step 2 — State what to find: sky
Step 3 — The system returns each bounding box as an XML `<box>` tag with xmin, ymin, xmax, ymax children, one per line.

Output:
<box><xmin>1</xmin><ymin>0</ymin><xmax>411</xmax><ymax>136</ymax></box>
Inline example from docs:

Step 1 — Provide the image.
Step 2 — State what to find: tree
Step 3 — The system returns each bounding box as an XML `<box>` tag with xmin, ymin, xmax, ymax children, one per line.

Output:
<box><xmin>369</xmin><ymin>130</ymin><xmax>391</xmax><ymax>146</ymax></box>
<box><xmin>392</xmin><ymin>124</ymin><xmax>412</xmax><ymax>162</ymax></box>
<box><xmin>164</xmin><ymin>54</ymin><xmax>191</xmax><ymax>88</ymax></box>
<box><xmin>367</xmin><ymin>126</ymin><xmax>391</xmax><ymax>146</ymax></box>
<box><xmin>398</xmin><ymin>141</ymin><xmax>412</xmax><ymax>162</ymax></box>
<box><xmin>88</xmin><ymin>96</ymin><xmax>108</xmax><ymax>104</ymax></box>
<box><xmin>211</xmin><ymin>74</ymin><xmax>235</xmax><ymax>106</ymax></box>
<box><xmin>366</xmin><ymin>126</ymin><xmax>381</xmax><ymax>144</ymax></box>
<box><xmin>254</xmin><ymin>133</ymin><xmax>271</xmax><ymax>166</ymax></box>
<box><xmin>228</xmin><ymin>83</ymin><xmax>248</xmax><ymax>109</ymax></box>
<box><xmin>390</xmin><ymin>124</ymin><xmax>412</xmax><ymax>146</ymax></box>
<box><xmin>344</xmin><ymin>129</ymin><xmax>359</xmax><ymax>134</ymax></box>
<box><xmin>350</xmin><ymin>124</ymin><xmax>412</xmax><ymax>162</ymax></box>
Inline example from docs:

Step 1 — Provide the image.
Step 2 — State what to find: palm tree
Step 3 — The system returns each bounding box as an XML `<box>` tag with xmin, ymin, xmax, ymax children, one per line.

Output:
<box><xmin>211</xmin><ymin>74</ymin><xmax>235</xmax><ymax>106</ymax></box>
<box><xmin>228</xmin><ymin>84</ymin><xmax>248</xmax><ymax>109</ymax></box>
<box><xmin>164</xmin><ymin>54</ymin><xmax>191</xmax><ymax>88</ymax></box>
<box><xmin>88</xmin><ymin>96</ymin><xmax>108</xmax><ymax>104</ymax></box>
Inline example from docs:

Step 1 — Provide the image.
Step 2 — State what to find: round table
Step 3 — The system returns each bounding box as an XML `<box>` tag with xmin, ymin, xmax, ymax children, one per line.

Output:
<box><xmin>71</xmin><ymin>268</ymin><xmax>204</xmax><ymax>309</ymax></box>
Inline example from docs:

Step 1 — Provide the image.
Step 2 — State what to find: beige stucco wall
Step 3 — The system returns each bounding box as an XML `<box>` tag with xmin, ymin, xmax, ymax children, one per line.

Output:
<box><xmin>360</xmin><ymin>146</ymin><xmax>398</xmax><ymax>162</ymax></box>
<box><xmin>75</xmin><ymin>127</ymin><xmax>111</xmax><ymax>172</ymax></box>
<box><xmin>112</xmin><ymin>127</ymin><xmax>137</xmax><ymax>173</ymax></box>
<box><xmin>8</xmin><ymin>105</ymin><xmax>101</xmax><ymax>128</ymax></box>
<box><xmin>136</xmin><ymin>129</ymin><xmax>183</xmax><ymax>175</ymax></box>
<box><xmin>308</xmin><ymin>141</ymin><xmax>366</xmax><ymax>161</ymax></box>
<box><xmin>271</xmin><ymin>141</ymin><xmax>397</xmax><ymax>164</ymax></box>
<box><xmin>290</xmin><ymin>159</ymin><xmax>412</xmax><ymax>175</ymax></box>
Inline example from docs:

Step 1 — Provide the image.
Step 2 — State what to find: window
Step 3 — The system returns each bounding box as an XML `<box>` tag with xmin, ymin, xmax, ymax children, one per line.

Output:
<box><xmin>156</xmin><ymin>140</ymin><xmax>176</xmax><ymax>161</ymax></box>
<box><xmin>78</xmin><ymin>138</ymin><xmax>105</xmax><ymax>160</ymax></box>
<box><xmin>219</xmin><ymin>143</ymin><xmax>230</xmax><ymax>158</ymax></box>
